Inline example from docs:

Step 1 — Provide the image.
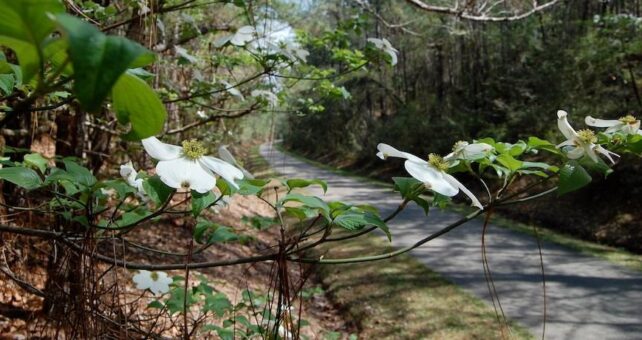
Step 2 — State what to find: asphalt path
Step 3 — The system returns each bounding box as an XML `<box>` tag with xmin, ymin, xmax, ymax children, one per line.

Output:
<box><xmin>260</xmin><ymin>143</ymin><xmax>642</xmax><ymax>340</ymax></box>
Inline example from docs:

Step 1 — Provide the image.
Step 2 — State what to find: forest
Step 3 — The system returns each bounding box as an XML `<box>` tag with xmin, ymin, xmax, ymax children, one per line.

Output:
<box><xmin>0</xmin><ymin>0</ymin><xmax>641</xmax><ymax>339</ymax></box>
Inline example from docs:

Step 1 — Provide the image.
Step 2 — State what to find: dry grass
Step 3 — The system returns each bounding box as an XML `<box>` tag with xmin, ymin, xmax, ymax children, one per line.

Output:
<box><xmin>312</xmin><ymin>233</ymin><xmax>533</xmax><ymax>340</ymax></box>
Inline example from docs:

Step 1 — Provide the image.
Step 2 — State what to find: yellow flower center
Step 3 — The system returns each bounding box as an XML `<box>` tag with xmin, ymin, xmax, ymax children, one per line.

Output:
<box><xmin>181</xmin><ymin>139</ymin><xmax>206</xmax><ymax>160</ymax></box>
<box><xmin>619</xmin><ymin>114</ymin><xmax>637</xmax><ymax>125</ymax></box>
<box><xmin>612</xmin><ymin>135</ymin><xmax>623</xmax><ymax>145</ymax></box>
<box><xmin>428</xmin><ymin>153</ymin><xmax>449</xmax><ymax>172</ymax></box>
<box><xmin>576</xmin><ymin>129</ymin><xmax>597</xmax><ymax>144</ymax></box>
<box><xmin>452</xmin><ymin>140</ymin><xmax>468</xmax><ymax>152</ymax></box>
<box><xmin>150</xmin><ymin>272</ymin><xmax>159</xmax><ymax>281</ymax></box>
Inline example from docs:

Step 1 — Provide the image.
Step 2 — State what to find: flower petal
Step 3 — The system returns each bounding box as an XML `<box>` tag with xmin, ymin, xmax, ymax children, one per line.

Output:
<box><xmin>142</xmin><ymin>137</ymin><xmax>182</xmax><ymax>161</ymax></box>
<box><xmin>556</xmin><ymin>140</ymin><xmax>575</xmax><ymax>148</ymax></box>
<box><xmin>156</xmin><ymin>158</ymin><xmax>217</xmax><ymax>193</ymax></box>
<box><xmin>595</xmin><ymin>145</ymin><xmax>619</xmax><ymax>164</ymax></box>
<box><xmin>200</xmin><ymin>156</ymin><xmax>244</xmax><ymax>189</ymax></box>
<box><xmin>557</xmin><ymin>110</ymin><xmax>578</xmax><ymax>140</ymax></box>
<box><xmin>584</xmin><ymin>145</ymin><xmax>599</xmax><ymax>163</ymax></box>
<box><xmin>585</xmin><ymin>116</ymin><xmax>620</xmax><ymax>128</ymax></box>
<box><xmin>150</xmin><ymin>272</ymin><xmax>172</xmax><ymax>295</ymax></box>
<box><xmin>218</xmin><ymin>146</ymin><xmax>254</xmax><ymax>179</ymax></box>
<box><xmin>404</xmin><ymin>161</ymin><xmax>458</xmax><ymax>197</ymax></box>
<box><xmin>443</xmin><ymin>173</ymin><xmax>483</xmax><ymax>210</ymax></box>
<box><xmin>566</xmin><ymin>146</ymin><xmax>585</xmax><ymax>159</ymax></box>
<box><xmin>133</xmin><ymin>270</ymin><xmax>152</xmax><ymax>290</ymax></box>
<box><xmin>459</xmin><ymin>143</ymin><xmax>493</xmax><ymax>160</ymax></box>
<box><xmin>376</xmin><ymin>143</ymin><xmax>426</xmax><ymax>163</ymax></box>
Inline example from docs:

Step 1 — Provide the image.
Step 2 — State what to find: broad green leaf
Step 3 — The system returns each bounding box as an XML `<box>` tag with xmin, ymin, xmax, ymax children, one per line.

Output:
<box><xmin>0</xmin><ymin>74</ymin><xmax>14</xmax><ymax>95</ymax></box>
<box><xmin>216</xmin><ymin>177</ymin><xmax>235</xmax><ymax>196</ymax></box>
<box><xmin>63</xmin><ymin>159</ymin><xmax>96</xmax><ymax>187</ymax></box>
<box><xmin>112</xmin><ymin>72</ymin><xmax>167</xmax><ymax>140</ymax></box>
<box><xmin>204</xmin><ymin>293</ymin><xmax>233</xmax><ymax>317</ymax></box>
<box><xmin>55</xmin><ymin>14</ymin><xmax>155</xmax><ymax>112</ymax></box>
<box><xmin>280</xmin><ymin>193</ymin><xmax>330</xmax><ymax>219</ymax></box>
<box><xmin>243</xmin><ymin>216</ymin><xmax>277</xmax><ymax>230</ymax></box>
<box><xmin>285</xmin><ymin>178</ymin><xmax>328</xmax><ymax>193</ymax></box>
<box><xmin>333</xmin><ymin>211</ymin><xmax>390</xmax><ymax>240</ymax></box>
<box><xmin>23</xmin><ymin>153</ymin><xmax>48</xmax><ymax>173</ymax></box>
<box><xmin>191</xmin><ymin>191</ymin><xmax>217</xmax><ymax>217</ymax></box>
<box><xmin>413</xmin><ymin>196</ymin><xmax>431</xmax><ymax>215</ymax></box>
<box><xmin>496</xmin><ymin>153</ymin><xmax>523</xmax><ymax>172</ymax></box>
<box><xmin>143</xmin><ymin>175</ymin><xmax>174</xmax><ymax>205</ymax></box>
<box><xmin>0</xmin><ymin>167</ymin><xmax>42</xmax><ymax>190</ymax></box>
<box><xmin>392</xmin><ymin>177</ymin><xmax>422</xmax><ymax>199</ymax></box>
<box><xmin>44</xmin><ymin>168</ymin><xmax>79</xmax><ymax>194</ymax></box>
<box><xmin>236</xmin><ymin>178</ymin><xmax>268</xmax><ymax>195</ymax></box>
<box><xmin>115</xmin><ymin>209</ymin><xmax>150</xmax><ymax>228</ymax></box>
<box><xmin>0</xmin><ymin>0</ymin><xmax>65</xmax><ymax>82</ymax></box>
<box><xmin>147</xmin><ymin>300</ymin><xmax>164</xmax><ymax>309</ymax></box>
<box><xmin>208</xmin><ymin>226</ymin><xmax>239</xmax><ymax>244</ymax></box>
<box><xmin>166</xmin><ymin>285</ymin><xmax>197</xmax><ymax>315</ymax></box>
<box><xmin>527</xmin><ymin>136</ymin><xmax>561</xmax><ymax>155</ymax></box>
<box><xmin>558</xmin><ymin>160</ymin><xmax>592</xmax><ymax>195</ymax></box>
<box><xmin>194</xmin><ymin>219</ymin><xmax>239</xmax><ymax>244</ymax></box>
<box><xmin>283</xmin><ymin>206</ymin><xmax>317</xmax><ymax>220</ymax></box>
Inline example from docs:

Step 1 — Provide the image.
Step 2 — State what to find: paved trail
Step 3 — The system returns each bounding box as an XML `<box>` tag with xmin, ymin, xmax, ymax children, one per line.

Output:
<box><xmin>260</xmin><ymin>143</ymin><xmax>642</xmax><ymax>340</ymax></box>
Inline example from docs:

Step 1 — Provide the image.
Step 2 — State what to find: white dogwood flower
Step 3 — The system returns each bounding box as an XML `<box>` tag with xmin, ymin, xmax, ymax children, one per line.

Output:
<box><xmin>142</xmin><ymin>137</ymin><xmax>244</xmax><ymax>193</ymax></box>
<box><xmin>218</xmin><ymin>145</ymin><xmax>254</xmax><ymax>179</ymax></box>
<box><xmin>132</xmin><ymin>270</ymin><xmax>172</xmax><ymax>295</ymax></box>
<box><xmin>557</xmin><ymin>110</ymin><xmax>618</xmax><ymax>164</ymax></box>
<box><xmin>120</xmin><ymin>161</ymin><xmax>145</xmax><ymax>193</ymax></box>
<box><xmin>367</xmin><ymin>38</ymin><xmax>398</xmax><ymax>65</ymax></box>
<box><xmin>376</xmin><ymin>143</ymin><xmax>483</xmax><ymax>209</ymax></box>
<box><xmin>585</xmin><ymin>114</ymin><xmax>642</xmax><ymax>135</ymax></box>
<box><xmin>230</xmin><ymin>26</ymin><xmax>256</xmax><ymax>46</ymax></box>
<box><xmin>444</xmin><ymin>141</ymin><xmax>494</xmax><ymax>162</ymax></box>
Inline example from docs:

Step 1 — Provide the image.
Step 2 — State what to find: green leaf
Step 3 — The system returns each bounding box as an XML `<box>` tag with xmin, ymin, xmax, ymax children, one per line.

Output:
<box><xmin>191</xmin><ymin>191</ymin><xmax>217</xmax><ymax>217</ymax></box>
<box><xmin>63</xmin><ymin>159</ymin><xmax>96</xmax><ymax>187</ymax></box>
<box><xmin>112</xmin><ymin>72</ymin><xmax>167</xmax><ymax>140</ymax></box>
<box><xmin>147</xmin><ymin>300</ymin><xmax>164</xmax><ymax>309</ymax></box>
<box><xmin>194</xmin><ymin>219</ymin><xmax>239</xmax><ymax>244</ymax></box>
<box><xmin>166</xmin><ymin>285</ymin><xmax>197</xmax><ymax>315</ymax></box>
<box><xmin>333</xmin><ymin>211</ymin><xmax>390</xmax><ymax>241</ymax></box>
<box><xmin>0</xmin><ymin>0</ymin><xmax>65</xmax><ymax>82</ymax></box>
<box><xmin>280</xmin><ymin>193</ymin><xmax>330</xmax><ymax>219</ymax></box>
<box><xmin>0</xmin><ymin>167</ymin><xmax>42</xmax><ymax>190</ymax></box>
<box><xmin>208</xmin><ymin>226</ymin><xmax>239</xmax><ymax>244</ymax></box>
<box><xmin>0</xmin><ymin>74</ymin><xmax>14</xmax><ymax>95</ymax></box>
<box><xmin>558</xmin><ymin>160</ymin><xmax>592</xmax><ymax>195</ymax></box>
<box><xmin>55</xmin><ymin>14</ymin><xmax>155</xmax><ymax>112</ymax></box>
<box><xmin>23</xmin><ymin>153</ymin><xmax>48</xmax><ymax>173</ymax></box>
<box><xmin>413</xmin><ymin>196</ymin><xmax>431</xmax><ymax>215</ymax></box>
<box><xmin>204</xmin><ymin>292</ymin><xmax>233</xmax><ymax>317</ymax></box>
<box><xmin>496</xmin><ymin>153</ymin><xmax>523</xmax><ymax>172</ymax></box>
<box><xmin>527</xmin><ymin>136</ymin><xmax>561</xmax><ymax>155</ymax></box>
<box><xmin>285</xmin><ymin>178</ymin><xmax>327</xmax><ymax>193</ymax></box>
<box><xmin>236</xmin><ymin>178</ymin><xmax>268</xmax><ymax>195</ymax></box>
<box><xmin>216</xmin><ymin>177</ymin><xmax>235</xmax><ymax>196</ymax></box>
<box><xmin>143</xmin><ymin>176</ymin><xmax>174</xmax><ymax>205</ymax></box>
<box><xmin>392</xmin><ymin>177</ymin><xmax>422</xmax><ymax>199</ymax></box>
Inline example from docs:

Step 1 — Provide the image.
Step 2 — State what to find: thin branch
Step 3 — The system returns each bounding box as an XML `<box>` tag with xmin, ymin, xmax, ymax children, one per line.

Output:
<box><xmin>404</xmin><ymin>0</ymin><xmax>561</xmax><ymax>22</ymax></box>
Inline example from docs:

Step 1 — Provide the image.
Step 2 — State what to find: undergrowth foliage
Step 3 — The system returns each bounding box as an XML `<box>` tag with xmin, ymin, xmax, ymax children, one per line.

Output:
<box><xmin>0</xmin><ymin>0</ymin><xmax>641</xmax><ymax>339</ymax></box>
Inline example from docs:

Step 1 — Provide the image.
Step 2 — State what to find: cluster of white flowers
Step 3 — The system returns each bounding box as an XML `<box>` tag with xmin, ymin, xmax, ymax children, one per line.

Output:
<box><xmin>375</xmin><ymin>110</ymin><xmax>640</xmax><ymax>210</ymax></box>
<box><xmin>376</xmin><ymin>143</ymin><xmax>489</xmax><ymax>210</ymax></box>
<box><xmin>556</xmin><ymin>110</ymin><xmax>630</xmax><ymax>164</ymax></box>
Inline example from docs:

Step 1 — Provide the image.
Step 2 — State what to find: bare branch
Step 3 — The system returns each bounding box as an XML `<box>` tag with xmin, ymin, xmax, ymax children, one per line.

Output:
<box><xmin>404</xmin><ymin>0</ymin><xmax>561</xmax><ymax>22</ymax></box>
